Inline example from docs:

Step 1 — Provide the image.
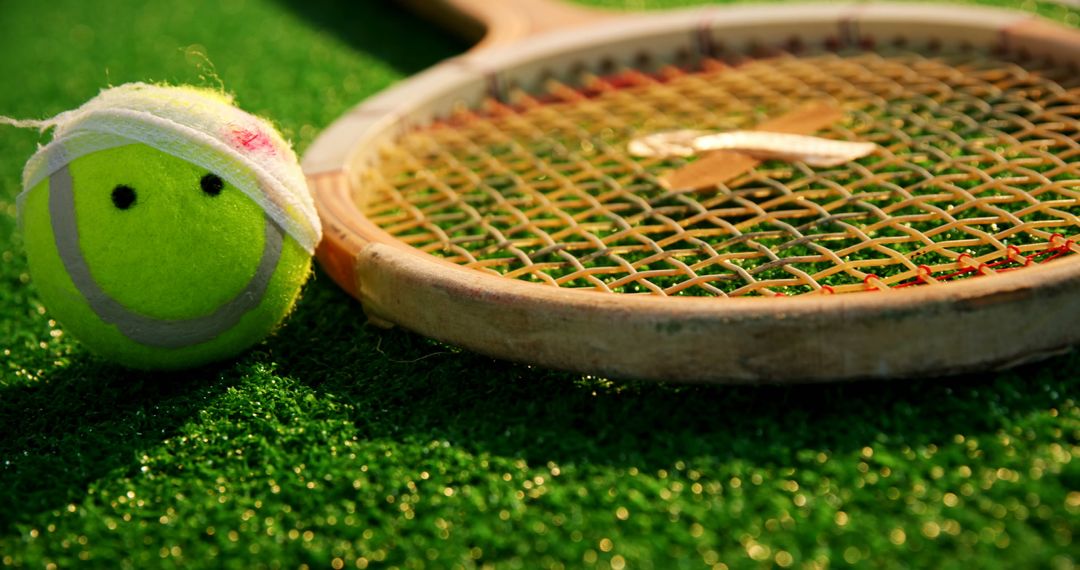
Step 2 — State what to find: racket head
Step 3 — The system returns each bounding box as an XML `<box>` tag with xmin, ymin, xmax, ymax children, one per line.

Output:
<box><xmin>304</xmin><ymin>2</ymin><xmax>1080</xmax><ymax>383</ymax></box>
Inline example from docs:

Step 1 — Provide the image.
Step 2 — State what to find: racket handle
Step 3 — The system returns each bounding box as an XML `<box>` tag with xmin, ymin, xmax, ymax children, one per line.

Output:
<box><xmin>397</xmin><ymin>0</ymin><xmax>610</xmax><ymax>50</ymax></box>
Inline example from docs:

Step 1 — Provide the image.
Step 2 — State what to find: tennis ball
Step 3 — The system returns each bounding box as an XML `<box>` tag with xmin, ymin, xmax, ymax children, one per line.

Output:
<box><xmin>16</xmin><ymin>83</ymin><xmax>322</xmax><ymax>369</ymax></box>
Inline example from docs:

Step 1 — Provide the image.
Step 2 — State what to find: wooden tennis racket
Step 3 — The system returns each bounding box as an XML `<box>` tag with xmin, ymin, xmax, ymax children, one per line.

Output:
<box><xmin>302</xmin><ymin>0</ymin><xmax>1080</xmax><ymax>383</ymax></box>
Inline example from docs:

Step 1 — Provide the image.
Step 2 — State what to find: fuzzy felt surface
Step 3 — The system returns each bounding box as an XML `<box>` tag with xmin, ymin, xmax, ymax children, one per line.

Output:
<box><xmin>65</xmin><ymin>144</ymin><xmax>266</xmax><ymax>318</ymax></box>
<box><xmin>20</xmin><ymin>144</ymin><xmax>311</xmax><ymax>368</ymax></box>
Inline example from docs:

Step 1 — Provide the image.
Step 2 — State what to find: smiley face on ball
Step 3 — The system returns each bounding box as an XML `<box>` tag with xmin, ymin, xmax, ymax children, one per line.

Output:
<box><xmin>71</xmin><ymin>144</ymin><xmax>271</xmax><ymax>321</ymax></box>
<box><xmin>18</xmin><ymin>83</ymin><xmax>320</xmax><ymax>369</ymax></box>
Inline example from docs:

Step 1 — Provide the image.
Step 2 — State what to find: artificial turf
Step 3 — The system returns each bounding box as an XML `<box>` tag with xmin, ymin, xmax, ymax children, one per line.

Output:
<box><xmin>0</xmin><ymin>0</ymin><xmax>1077</xmax><ymax>568</ymax></box>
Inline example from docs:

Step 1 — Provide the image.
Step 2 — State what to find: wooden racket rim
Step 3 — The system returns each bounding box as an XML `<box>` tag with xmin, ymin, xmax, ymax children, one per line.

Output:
<box><xmin>303</xmin><ymin>3</ymin><xmax>1080</xmax><ymax>382</ymax></box>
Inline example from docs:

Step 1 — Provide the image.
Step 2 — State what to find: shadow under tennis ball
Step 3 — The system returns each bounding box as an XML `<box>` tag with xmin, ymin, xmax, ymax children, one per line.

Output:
<box><xmin>0</xmin><ymin>359</ymin><xmax>242</xmax><ymax>532</ymax></box>
<box><xmin>0</xmin><ymin>266</ymin><xmax>360</xmax><ymax>531</ymax></box>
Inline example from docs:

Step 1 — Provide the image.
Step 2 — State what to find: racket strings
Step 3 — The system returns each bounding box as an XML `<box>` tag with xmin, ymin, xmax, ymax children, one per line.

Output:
<box><xmin>361</xmin><ymin>49</ymin><xmax>1080</xmax><ymax>296</ymax></box>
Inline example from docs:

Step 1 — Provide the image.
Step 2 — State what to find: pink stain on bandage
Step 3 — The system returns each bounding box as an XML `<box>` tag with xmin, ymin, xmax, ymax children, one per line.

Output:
<box><xmin>227</xmin><ymin>124</ymin><xmax>276</xmax><ymax>155</ymax></box>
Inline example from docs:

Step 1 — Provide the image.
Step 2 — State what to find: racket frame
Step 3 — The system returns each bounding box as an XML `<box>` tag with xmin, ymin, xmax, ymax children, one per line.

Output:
<box><xmin>303</xmin><ymin>2</ymin><xmax>1080</xmax><ymax>383</ymax></box>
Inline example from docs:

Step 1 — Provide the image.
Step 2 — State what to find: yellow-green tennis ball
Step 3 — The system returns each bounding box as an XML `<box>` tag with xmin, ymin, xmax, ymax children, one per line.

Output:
<box><xmin>17</xmin><ymin>83</ymin><xmax>322</xmax><ymax>369</ymax></box>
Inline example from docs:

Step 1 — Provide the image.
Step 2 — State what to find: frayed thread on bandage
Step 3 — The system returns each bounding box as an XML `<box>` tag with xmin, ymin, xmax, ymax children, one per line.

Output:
<box><xmin>0</xmin><ymin>115</ymin><xmax>58</xmax><ymax>131</ymax></box>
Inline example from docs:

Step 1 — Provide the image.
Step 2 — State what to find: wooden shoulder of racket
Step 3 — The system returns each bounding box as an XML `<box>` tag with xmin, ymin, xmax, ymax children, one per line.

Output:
<box><xmin>303</xmin><ymin>3</ymin><xmax>1080</xmax><ymax>382</ymax></box>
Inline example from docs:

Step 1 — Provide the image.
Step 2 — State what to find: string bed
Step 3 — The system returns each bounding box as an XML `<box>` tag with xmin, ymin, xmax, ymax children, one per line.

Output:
<box><xmin>357</xmin><ymin>48</ymin><xmax>1080</xmax><ymax>297</ymax></box>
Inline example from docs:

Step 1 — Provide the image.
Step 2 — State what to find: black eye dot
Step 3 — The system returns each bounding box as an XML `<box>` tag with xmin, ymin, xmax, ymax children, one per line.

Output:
<box><xmin>111</xmin><ymin>185</ymin><xmax>136</xmax><ymax>210</ymax></box>
<box><xmin>200</xmin><ymin>173</ymin><xmax>224</xmax><ymax>196</ymax></box>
